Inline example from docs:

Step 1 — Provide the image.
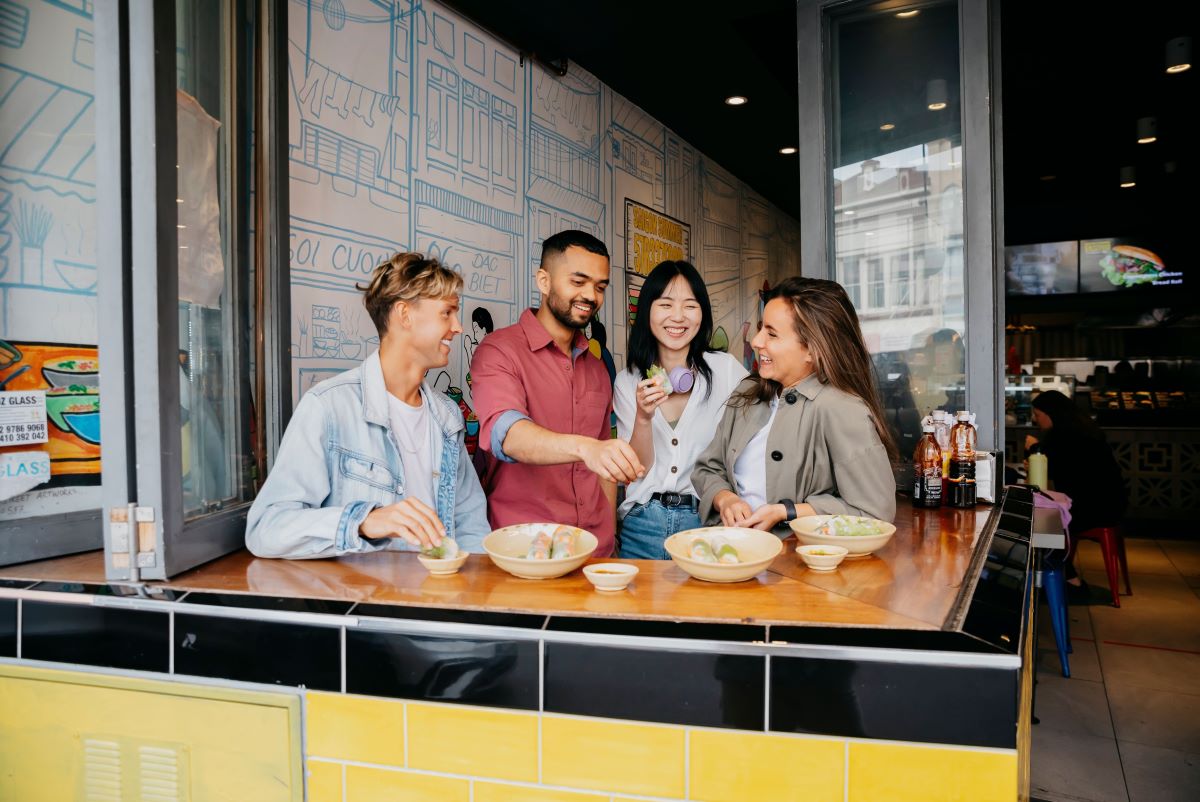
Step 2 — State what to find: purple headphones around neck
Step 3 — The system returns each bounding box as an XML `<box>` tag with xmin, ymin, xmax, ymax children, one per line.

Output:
<box><xmin>667</xmin><ymin>366</ymin><xmax>694</xmax><ymax>393</ymax></box>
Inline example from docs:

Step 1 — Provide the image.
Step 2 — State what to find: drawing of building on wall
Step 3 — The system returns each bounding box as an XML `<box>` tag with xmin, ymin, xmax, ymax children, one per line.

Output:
<box><xmin>0</xmin><ymin>0</ymin><xmax>98</xmax><ymax>345</ymax></box>
<box><xmin>524</xmin><ymin>62</ymin><xmax>604</xmax><ymax>315</ymax></box>
<box><xmin>287</xmin><ymin>0</ymin><xmax>415</xmax><ymax>394</ymax></box>
<box><xmin>411</xmin><ymin>5</ymin><xmax>524</xmax><ymax>405</ymax></box>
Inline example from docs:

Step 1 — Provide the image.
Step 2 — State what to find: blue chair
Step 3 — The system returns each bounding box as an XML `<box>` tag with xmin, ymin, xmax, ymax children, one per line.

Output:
<box><xmin>1042</xmin><ymin>565</ymin><xmax>1072</xmax><ymax>677</ymax></box>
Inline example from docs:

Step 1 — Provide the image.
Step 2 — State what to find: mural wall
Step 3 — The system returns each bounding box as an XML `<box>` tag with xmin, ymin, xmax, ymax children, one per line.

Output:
<box><xmin>287</xmin><ymin>0</ymin><xmax>801</xmax><ymax>412</ymax></box>
<box><xmin>0</xmin><ymin>0</ymin><xmax>101</xmax><ymax>519</ymax></box>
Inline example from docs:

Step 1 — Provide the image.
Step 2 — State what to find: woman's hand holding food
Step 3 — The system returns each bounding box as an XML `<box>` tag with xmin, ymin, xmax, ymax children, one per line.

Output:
<box><xmin>634</xmin><ymin>377</ymin><xmax>670</xmax><ymax>422</ymax></box>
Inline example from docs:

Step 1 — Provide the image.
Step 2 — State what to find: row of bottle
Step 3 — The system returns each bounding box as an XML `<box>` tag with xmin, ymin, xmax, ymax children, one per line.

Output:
<box><xmin>913</xmin><ymin>409</ymin><xmax>977</xmax><ymax>508</ymax></box>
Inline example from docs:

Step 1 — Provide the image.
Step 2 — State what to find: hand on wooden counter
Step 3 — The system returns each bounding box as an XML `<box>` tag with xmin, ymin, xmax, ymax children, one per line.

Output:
<box><xmin>358</xmin><ymin>498</ymin><xmax>445</xmax><ymax>549</ymax></box>
<box><xmin>714</xmin><ymin>490</ymin><xmax>752</xmax><ymax>526</ymax></box>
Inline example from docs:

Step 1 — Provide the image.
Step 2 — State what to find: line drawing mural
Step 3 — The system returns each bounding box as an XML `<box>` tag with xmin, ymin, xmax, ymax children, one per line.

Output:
<box><xmin>1</xmin><ymin>1</ymin><xmax>100</xmax><ymax>518</ymax></box>
<box><xmin>288</xmin><ymin>0</ymin><xmax>801</xmax><ymax>416</ymax></box>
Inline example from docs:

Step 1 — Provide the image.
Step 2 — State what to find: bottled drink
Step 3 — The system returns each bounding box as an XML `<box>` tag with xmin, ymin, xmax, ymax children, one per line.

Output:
<box><xmin>947</xmin><ymin>410</ymin><xmax>977</xmax><ymax>507</ymax></box>
<box><xmin>931</xmin><ymin>410</ymin><xmax>952</xmax><ymax>478</ymax></box>
<box><xmin>913</xmin><ymin>421</ymin><xmax>942</xmax><ymax>508</ymax></box>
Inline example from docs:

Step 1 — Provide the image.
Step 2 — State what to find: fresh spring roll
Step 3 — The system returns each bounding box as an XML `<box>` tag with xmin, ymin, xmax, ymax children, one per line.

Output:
<box><xmin>422</xmin><ymin>538</ymin><xmax>459</xmax><ymax>560</ymax></box>
<box><xmin>709</xmin><ymin>535</ymin><xmax>740</xmax><ymax>565</ymax></box>
<box><xmin>550</xmin><ymin>526</ymin><xmax>576</xmax><ymax>560</ymax></box>
<box><xmin>689</xmin><ymin>537</ymin><xmax>717</xmax><ymax>563</ymax></box>
<box><xmin>525</xmin><ymin>530</ymin><xmax>553</xmax><ymax>560</ymax></box>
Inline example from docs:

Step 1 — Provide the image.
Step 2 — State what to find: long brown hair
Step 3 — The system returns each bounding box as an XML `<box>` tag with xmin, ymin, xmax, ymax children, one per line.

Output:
<box><xmin>733</xmin><ymin>277</ymin><xmax>897</xmax><ymax>460</ymax></box>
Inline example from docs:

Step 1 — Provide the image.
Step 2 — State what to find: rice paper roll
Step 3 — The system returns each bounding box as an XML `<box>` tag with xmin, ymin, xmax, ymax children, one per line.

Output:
<box><xmin>525</xmin><ymin>530</ymin><xmax>553</xmax><ymax>560</ymax></box>
<box><xmin>689</xmin><ymin>537</ymin><xmax>717</xmax><ymax>563</ymax></box>
<box><xmin>550</xmin><ymin>526</ymin><xmax>576</xmax><ymax>560</ymax></box>
<box><xmin>709</xmin><ymin>535</ymin><xmax>740</xmax><ymax>564</ymax></box>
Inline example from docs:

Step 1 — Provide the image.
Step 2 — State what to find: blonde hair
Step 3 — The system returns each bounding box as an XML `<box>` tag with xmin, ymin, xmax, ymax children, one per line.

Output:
<box><xmin>357</xmin><ymin>252</ymin><xmax>463</xmax><ymax>336</ymax></box>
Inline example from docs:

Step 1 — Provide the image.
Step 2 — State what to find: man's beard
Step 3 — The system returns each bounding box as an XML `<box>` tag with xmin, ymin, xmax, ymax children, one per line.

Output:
<box><xmin>547</xmin><ymin>293</ymin><xmax>594</xmax><ymax>330</ymax></box>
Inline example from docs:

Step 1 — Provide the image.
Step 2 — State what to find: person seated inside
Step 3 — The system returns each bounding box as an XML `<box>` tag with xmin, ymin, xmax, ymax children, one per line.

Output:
<box><xmin>693</xmin><ymin>277</ymin><xmax>897</xmax><ymax>533</ymax></box>
<box><xmin>245</xmin><ymin>253</ymin><xmax>489</xmax><ymax>558</ymax></box>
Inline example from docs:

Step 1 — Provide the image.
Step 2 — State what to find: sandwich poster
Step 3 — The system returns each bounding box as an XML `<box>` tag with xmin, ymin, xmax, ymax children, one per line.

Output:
<box><xmin>1080</xmin><ymin>239</ymin><xmax>1181</xmax><ymax>291</ymax></box>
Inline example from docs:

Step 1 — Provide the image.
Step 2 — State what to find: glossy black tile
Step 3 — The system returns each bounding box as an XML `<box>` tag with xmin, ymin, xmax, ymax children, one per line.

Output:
<box><xmin>0</xmin><ymin>579</ymin><xmax>34</xmax><ymax>589</ymax></box>
<box><xmin>100</xmin><ymin>585</ymin><xmax>186</xmax><ymax>601</ymax></box>
<box><xmin>174</xmin><ymin>614</ymin><xmax>340</xmax><ymax>690</ymax></box>
<box><xmin>28</xmin><ymin>581</ymin><xmax>104</xmax><ymax>594</ymax></box>
<box><xmin>182</xmin><ymin>592</ymin><xmax>353</xmax><ymax>615</ymax></box>
<box><xmin>354</xmin><ymin>603</ymin><xmax>546</xmax><ymax>629</ymax></box>
<box><xmin>0</xmin><ymin>599</ymin><xmax>16</xmax><ymax>657</ymax></box>
<box><xmin>768</xmin><ymin>626</ymin><xmax>1004</xmax><ymax>654</ymax></box>
<box><xmin>347</xmin><ymin>630</ymin><xmax>538</xmax><ymax>710</ymax></box>
<box><xmin>22</xmin><ymin>600</ymin><xmax>168</xmax><ymax>672</ymax></box>
<box><xmin>770</xmin><ymin>656</ymin><xmax>1018</xmax><ymax>748</ymax></box>
<box><xmin>546</xmin><ymin>616</ymin><xmax>765</xmax><ymax>643</ymax></box>
<box><xmin>544</xmin><ymin>642</ymin><xmax>765</xmax><ymax>729</ymax></box>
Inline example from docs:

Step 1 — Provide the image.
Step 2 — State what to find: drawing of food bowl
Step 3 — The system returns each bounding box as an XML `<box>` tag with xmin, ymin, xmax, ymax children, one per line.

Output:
<box><xmin>42</xmin><ymin>357</ymin><xmax>99</xmax><ymax>388</ymax></box>
<box><xmin>312</xmin><ymin>337</ymin><xmax>340</xmax><ymax>358</ymax></box>
<box><xmin>46</xmin><ymin>387</ymin><xmax>101</xmax><ymax>444</ymax></box>
<box><xmin>340</xmin><ymin>336</ymin><xmax>363</xmax><ymax>360</ymax></box>
<box><xmin>54</xmin><ymin>259</ymin><xmax>99</xmax><ymax>292</ymax></box>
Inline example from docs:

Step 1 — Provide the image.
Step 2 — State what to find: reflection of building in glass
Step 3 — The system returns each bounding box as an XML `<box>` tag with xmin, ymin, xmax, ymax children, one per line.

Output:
<box><xmin>834</xmin><ymin>140</ymin><xmax>966</xmax><ymax>453</ymax></box>
<box><xmin>834</xmin><ymin>140</ymin><xmax>964</xmax><ymax>353</ymax></box>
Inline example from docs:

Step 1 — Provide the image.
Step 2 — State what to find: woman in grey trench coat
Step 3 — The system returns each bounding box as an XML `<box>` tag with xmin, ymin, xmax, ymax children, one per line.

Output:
<box><xmin>692</xmin><ymin>277</ymin><xmax>898</xmax><ymax>533</ymax></box>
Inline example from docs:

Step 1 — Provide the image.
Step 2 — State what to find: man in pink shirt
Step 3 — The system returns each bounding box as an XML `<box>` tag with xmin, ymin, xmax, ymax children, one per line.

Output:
<box><xmin>470</xmin><ymin>230</ymin><xmax>645</xmax><ymax>556</ymax></box>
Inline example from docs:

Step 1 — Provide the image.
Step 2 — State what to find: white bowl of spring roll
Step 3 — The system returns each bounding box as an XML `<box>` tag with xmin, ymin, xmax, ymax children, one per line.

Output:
<box><xmin>789</xmin><ymin>514</ymin><xmax>897</xmax><ymax>557</ymax></box>
<box><xmin>664</xmin><ymin>527</ymin><xmax>783</xmax><ymax>583</ymax></box>
<box><xmin>483</xmin><ymin>523</ymin><xmax>598</xmax><ymax>579</ymax></box>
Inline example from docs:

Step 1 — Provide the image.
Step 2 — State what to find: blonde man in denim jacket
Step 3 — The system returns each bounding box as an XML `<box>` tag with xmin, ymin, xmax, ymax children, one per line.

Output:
<box><xmin>246</xmin><ymin>253</ymin><xmax>489</xmax><ymax>559</ymax></box>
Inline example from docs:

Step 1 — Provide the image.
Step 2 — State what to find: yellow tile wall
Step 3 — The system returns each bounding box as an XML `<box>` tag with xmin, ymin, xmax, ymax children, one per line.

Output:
<box><xmin>542</xmin><ymin>715</ymin><xmax>687</xmax><ymax>798</ymax></box>
<box><xmin>346</xmin><ymin>765</ymin><xmax>469</xmax><ymax>802</ymax></box>
<box><xmin>303</xmin><ymin>691</ymin><xmax>1020</xmax><ymax>802</ymax></box>
<box><xmin>407</xmin><ymin>702</ymin><xmax>539</xmax><ymax>782</ymax></box>
<box><xmin>307</xmin><ymin>692</ymin><xmax>404</xmax><ymax>766</ymax></box>
<box><xmin>849</xmin><ymin>741</ymin><xmax>1019</xmax><ymax>802</ymax></box>
<box><xmin>690</xmin><ymin>729</ymin><xmax>844</xmax><ymax>802</ymax></box>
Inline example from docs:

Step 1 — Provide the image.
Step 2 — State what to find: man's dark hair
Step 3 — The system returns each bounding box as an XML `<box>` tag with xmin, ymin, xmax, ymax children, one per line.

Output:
<box><xmin>540</xmin><ymin>230</ymin><xmax>609</xmax><ymax>267</ymax></box>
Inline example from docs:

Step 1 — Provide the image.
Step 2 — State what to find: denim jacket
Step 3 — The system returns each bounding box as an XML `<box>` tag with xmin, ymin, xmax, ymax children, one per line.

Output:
<box><xmin>245</xmin><ymin>351</ymin><xmax>490</xmax><ymax>558</ymax></box>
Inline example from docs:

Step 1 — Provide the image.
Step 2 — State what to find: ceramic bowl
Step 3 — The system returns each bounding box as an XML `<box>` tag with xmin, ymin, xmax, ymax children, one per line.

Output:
<box><xmin>663</xmin><ymin>527</ymin><xmax>783</xmax><ymax>583</ymax></box>
<box><xmin>796</xmin><ymin>544</ymin><xmax>849</xmax><ymax>572</ymax></box>
<box><xmin>789</xmin><ymin>515</ymin><xmax>897</xmax><ymax>557</ymax></box>
<box><xmin>483</xmin><ymin>523</ymin><xmax>598</xmax><ymax>579</ymax></box>
<box><xmin>416</xmin><ymin>551</ymin><xmax>470</xmax><ymax>575</ymax></box>
<box><xmin>582</xmin><ymin>562</ymin><xmax>639</xmax><ymax>592</ymax></box>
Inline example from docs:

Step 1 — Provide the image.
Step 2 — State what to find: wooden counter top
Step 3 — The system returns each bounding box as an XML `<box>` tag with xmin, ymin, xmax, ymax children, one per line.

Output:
<box><xmin>0</xmin><ymin>500</ymin><xmax>992</xmax><ymax>629</ymax></box>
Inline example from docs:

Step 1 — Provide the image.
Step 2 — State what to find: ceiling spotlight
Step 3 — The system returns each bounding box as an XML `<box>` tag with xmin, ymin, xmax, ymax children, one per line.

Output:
<box><xmin>1137</xmin><ymin>117</ymin><xmax>1157</xmax><ymax>144</ymax></box>
<box><xmin>896</xmin><ymin>9</ymin><xmax>920</xmax><ymax>18</ymax></box>
<box><xmin>880</xmin><ymin>122</ymin><xmax>896</xmax><ymax>131</ymax></box>
<box><xmin>926</xmin><ymin>79</ymin><xmax>948</xmax><ymax>111</ymax></box>
<box><xmin>1120</xmin><ymin>165</ymin><xmax>1136</xmax><ymax>188</ymax></box>
<box><xmin>779</xmin><ymin>146</ymin><xmax>797</xmax><ymax>155</ymax></box>
<box><xmin>1166</xmin><ymin>36</ymin><xmax>1192</xmax><ymax>73</ymax></box>
<box><xmin>724</xmin><ymin>95</ymin><xmax>748</xmax><ymax>106</ymax></box>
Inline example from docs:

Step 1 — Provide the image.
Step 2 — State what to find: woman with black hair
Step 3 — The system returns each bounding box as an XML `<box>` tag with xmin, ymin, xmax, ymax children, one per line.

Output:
<box><xmin>613</xmin><ymin>261</ymin><xmax>748</xmax><ymax>559</ymax></box>
<box><xmin>1028</xmin><ymin>390</ymin><xmax>1127</xmax><ymax>538</ymax></box>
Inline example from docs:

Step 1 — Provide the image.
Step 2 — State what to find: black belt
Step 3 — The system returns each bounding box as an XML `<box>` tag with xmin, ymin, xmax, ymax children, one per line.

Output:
<box><xmin>650</xmin><ymin>492</ymin><xmax>698</xmax><ymax>508</ymax></box>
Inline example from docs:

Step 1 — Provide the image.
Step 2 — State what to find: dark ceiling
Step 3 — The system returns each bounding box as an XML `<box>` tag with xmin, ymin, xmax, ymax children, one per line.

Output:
<box><xmin>441</xmin><ymin>0</ymin><xmax>802</xmax><ymax>219</ymax></box>
<box><xmin>441</xmin><ymin>1</ymin><xmax>1197</xmax><ymax>245</ymax></box>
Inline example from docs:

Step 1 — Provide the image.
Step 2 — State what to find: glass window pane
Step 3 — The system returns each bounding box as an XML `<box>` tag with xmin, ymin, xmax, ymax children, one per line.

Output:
<box><xmin>0</xmin><ymin>4</ymin><xmax>102</xmax><ymax>522</ymax></box>
<box><xmin>175</xmin><ymin>0</ymin><xmax>254</xmax><ymax>518</ymax></box>
<box><xmin>829</xmin><ymin>1</ymin><xmax>966</xmax><ymax>459</ymax></box>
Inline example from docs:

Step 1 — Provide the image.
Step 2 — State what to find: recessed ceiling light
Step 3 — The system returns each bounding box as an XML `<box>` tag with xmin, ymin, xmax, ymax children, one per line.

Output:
<box><xmin>1137</xmin><ymin>117</ymin><xmax>1157</xmax><ymax>144</ymax></box>
<box><xmin>926</xmin><ymin>79</ymin><xmax>948</xmax><ymax>111</ymax></box>
<box><xmin>928</xmin><ymin>101</ymin><xmax>947</xmax><ymax>111</ymax></box>
<box><xmin>1120</xmin><ymin>165</ymin><xmax>1136</xmax><ymax>188</ymax></box>
<box><xmin>1120</xmin><ymin>181</ymin><xmax>1136</xmax><ymax>189</ymax></box>
<box><xmin>1166</xmin><ymin>37</ymin><xmax>1191</xmax><ymax>73</ymax></box>
<box><xmin>880</xmin><ymin>122</ymin><xmax>895</xmax><ymax>131</ymax></box>
<box><xmin>779</xmin><ymin>147</ymin><xmax>797</xmax><ymax>155</ymax></box>
<box><xmin>896</xmin><ymin>10</ymin><xmax>920</xmax><ymax>18</ymax></box>
<box><xmin>724</xmin><ymin>95</ymin><xmax>748</xmax><ymax>106</ymax></box>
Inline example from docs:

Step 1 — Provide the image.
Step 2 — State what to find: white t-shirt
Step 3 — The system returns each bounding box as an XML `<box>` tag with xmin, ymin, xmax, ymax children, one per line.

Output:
<box><xmin>733</xmin><ymin>396</ymin><xmax>780</xmax><ymax>511</ymax></box>
<box><xmin>614</xmin><ymin>351</ymin><xmax>749</xmax><ymax>516</ymax></box>
<box><xmin>387</xmin><ymin>389</ymin><xmax>436</xmax><ymax>511</ymax></box>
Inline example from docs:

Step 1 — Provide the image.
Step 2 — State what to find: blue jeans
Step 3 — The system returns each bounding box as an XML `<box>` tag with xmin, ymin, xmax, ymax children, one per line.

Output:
<box><xmin>619</xmin><ymin>500</ymin><xmax>701</xmax><ymax>560</ymax></box>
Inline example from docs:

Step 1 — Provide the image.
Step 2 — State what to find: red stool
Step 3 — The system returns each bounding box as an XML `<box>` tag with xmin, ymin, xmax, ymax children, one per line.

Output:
<box><xmin>1069</xmin><ymin>527</ymin><xmax>1132</xmax><ymax>607</ymax></box>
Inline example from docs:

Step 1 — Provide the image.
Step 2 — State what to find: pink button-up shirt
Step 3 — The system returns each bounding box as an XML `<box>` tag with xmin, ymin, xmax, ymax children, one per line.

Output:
<box><xmin>470</xmin><ymin>309</ymin><xmax>616</xmax><ymax>555</ymax></box>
